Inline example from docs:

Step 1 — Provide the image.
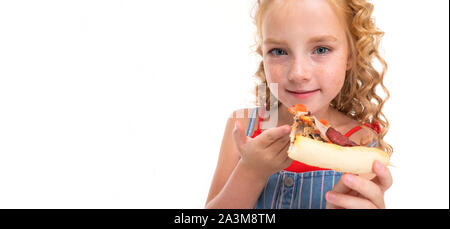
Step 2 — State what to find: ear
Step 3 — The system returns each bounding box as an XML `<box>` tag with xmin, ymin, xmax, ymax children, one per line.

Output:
<box><xmin>346</xmin><ymin>54</ymin><xmax>353</xmax><ymax>71</ymax></box>
<box><xmin>346</xmin><ymin>53</ymin><xmax>354</xmax><ymax>71</ymax></box>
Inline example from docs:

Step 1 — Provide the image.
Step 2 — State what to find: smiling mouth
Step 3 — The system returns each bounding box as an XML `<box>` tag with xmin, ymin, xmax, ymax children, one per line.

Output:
<box><xmin>286</xmin><ymin>89</ymin><xmax>320</xmax><ymax>94</ymax></box>
<box><xmin>286</xmin><ymin>89</ymin><xmax>319</xmax><ymax>99</ymax></box>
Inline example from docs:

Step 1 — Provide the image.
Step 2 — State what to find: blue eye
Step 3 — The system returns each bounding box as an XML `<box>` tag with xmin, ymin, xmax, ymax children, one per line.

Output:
<box><xmin>314</xmin><ymin>47</ymin><xmax>330</xmax><ymax>55</ymax></box>
<box><xmin>269</xmin><ymin>48</ymin><xmax>287</xmax><ymax>56</ymax></box>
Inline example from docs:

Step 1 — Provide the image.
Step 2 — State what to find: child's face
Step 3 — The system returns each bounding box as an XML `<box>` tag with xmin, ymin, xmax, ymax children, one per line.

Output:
<box><xmin>261</xmin><ymin>0</ymin><xmax>352</xmax><ymax>114</ymax></box>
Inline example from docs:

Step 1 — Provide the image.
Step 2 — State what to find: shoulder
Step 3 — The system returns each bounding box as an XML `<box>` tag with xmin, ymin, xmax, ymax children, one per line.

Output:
<box><xmin>334</xmin><ymin>112</ymin><xmax>378</xmax><ymax>146</ymax></box>
<box><xmin>348</xmin><ymin>124</ymin><xmax>378</xmax><ymax>147</ymax></box>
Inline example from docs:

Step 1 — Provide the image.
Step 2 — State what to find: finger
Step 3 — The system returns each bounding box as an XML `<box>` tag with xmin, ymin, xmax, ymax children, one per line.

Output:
<box><xmin>327</xmin><ymin>206</ymin><xmax>344</xmax><ymax>209</ymax></box>
<box><xmin>255</xmin><ymin>125</ymin><xmax>291</xmax><ymax>148</ymax></box>
<box><xmin>266</xmin><ymin>135</ymin><xmax>290</xmax><ymax>154</ymax></box>
<box><xmin>275</xmin><ymin>140</ymin><xmax>293</xmax><ymax>168</ymax></box>
<box><xmin>326</xmin><ymin>175</ymin><xmax>352</xmax><ymax>210</ymax></box>
<box><xmin>326</xmin><ymin>191</ymin><xmax>377</xmax><ymax>209</ymax></box>
<box><xmin>331</xmin><ymin>173</ymin><xmax>352</xmax><ymax>194</ymax></box>
<box><xmin>276</xmin><ymin>139</ymin><xmax>290</xmax><ymax>156</ymax></box>
<box><xmin>341</xmin><ymin>174</ymin><xmax>385</xmax><ymax>209</ymax></box>
<box><xmin>372</xmin><ymin>160</ymin><xmax>393</xmax><ymax>192</ymax></box>
<box><xmin>325</xmin><ymin>194</ymin><xmax>339</xmax><ymax>209</ymax></box>
<box><xmin>325</xmin><ymin>196</ymin><xmax>344</xmax><ymax>209</ymax></box>
<box><xmin>232</xmin><ymin>121</ymin><xmax>250</xmax><ymax>152</ymax></box>
<box><xmin>280</xmin><ymin>152</ymin><xmax>294</xmax><ymax>169</ymax></box>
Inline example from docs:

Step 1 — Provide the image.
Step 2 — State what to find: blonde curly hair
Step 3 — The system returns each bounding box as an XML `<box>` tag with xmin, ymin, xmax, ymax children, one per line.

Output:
<box><xmin>251</xmin><ymin>0</ymin><xmax>393</xmax><ymax>155</ymax></box>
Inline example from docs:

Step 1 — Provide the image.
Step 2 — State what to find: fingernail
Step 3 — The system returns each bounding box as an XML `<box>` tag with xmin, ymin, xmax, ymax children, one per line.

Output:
<box><xmin>344</xmin><ymin>175</ymin><xmax>354</xmax><ymax>186</ymax></box>
<box><xmin>375</xmin><ymin>161</ymin><xmax>384</xmax><ymax>173</ymax></box>
<box><xmin>326</xmin><ymin>192</ymin><xmax>335</xmax><ymax>201</ymax></box>
<box><xmin>284</xmin><ymin>126</ymin><xmax>291</xmax><ymax>134</ymax></box>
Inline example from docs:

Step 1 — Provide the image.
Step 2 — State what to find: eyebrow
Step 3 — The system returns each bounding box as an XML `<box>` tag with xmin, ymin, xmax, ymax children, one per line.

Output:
<box><xmin>263</xmin><ymin>35</ymin><xmax>338</xmax><ymax>45</ymax></box>
<box><xmin>308</xmin><ymin>35</ymin><xmax>338</xmax><ymax>43</ymax></box>
<box><xmin>263</xmin><ymin>38</ymin><xmax>287</xmax><ymax>45</ymax></box>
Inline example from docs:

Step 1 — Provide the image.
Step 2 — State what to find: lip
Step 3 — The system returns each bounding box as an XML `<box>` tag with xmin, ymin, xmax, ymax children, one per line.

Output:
<box><xmin>286</xmin><ymin>89</ymin><xmax>319</xmax><ymax>99</ymax></box>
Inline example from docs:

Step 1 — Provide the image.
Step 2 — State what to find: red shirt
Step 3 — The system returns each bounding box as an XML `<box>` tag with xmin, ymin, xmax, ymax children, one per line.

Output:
<box><xmin>250</xmin><ymin>116</ymin><xmax>381</xmax><ymax>173</ymax></box>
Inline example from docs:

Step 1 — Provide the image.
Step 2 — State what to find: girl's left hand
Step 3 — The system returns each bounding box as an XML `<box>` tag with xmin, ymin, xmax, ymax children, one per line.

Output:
<box><xmin>325</xmin><ymin>160</ymin><xmax>393</xmax><ymax>209</ymax></box>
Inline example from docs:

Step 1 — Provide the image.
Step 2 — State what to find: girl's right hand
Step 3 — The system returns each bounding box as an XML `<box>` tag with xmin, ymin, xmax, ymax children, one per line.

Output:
<box><xmin>232</xmin><ymin>121</ymin><xmax>293</xmax><ymax>179</ymax></box>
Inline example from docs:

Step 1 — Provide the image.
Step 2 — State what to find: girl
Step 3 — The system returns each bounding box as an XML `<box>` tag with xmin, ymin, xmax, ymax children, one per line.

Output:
<box><xmin>206</xmin><ymin>0</ymin><xmax>393</xmax><ymax>209</ymax></box>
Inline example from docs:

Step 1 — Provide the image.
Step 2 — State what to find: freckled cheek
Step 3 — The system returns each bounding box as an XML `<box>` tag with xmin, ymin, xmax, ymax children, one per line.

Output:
<box><xmin>264</xmin><ymin>63</ymin><xmax>286</xmax><ymax>84</ymax></box>
<box><xmin>318</xmin><ymin>67</ymin><xmax>346</xmax><ymax>96</ymax></box>
<box><xmin>263</xmin><ymin>62</ymin><xmax>290</xmax><ymax>100</ymax></box>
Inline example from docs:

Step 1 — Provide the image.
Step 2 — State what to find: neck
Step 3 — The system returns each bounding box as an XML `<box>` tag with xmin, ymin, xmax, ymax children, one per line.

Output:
<box><xmin>311</xmin><ymin>105</ymin><xmax>336</xmax><ymax>123</ymax></box>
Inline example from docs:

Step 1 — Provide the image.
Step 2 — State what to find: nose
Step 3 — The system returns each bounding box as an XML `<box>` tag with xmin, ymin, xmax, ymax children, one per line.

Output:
<box><xmin>287</xmin><ymin>56</ymin><xmax>312</xmax><ymax>82</ymax></box>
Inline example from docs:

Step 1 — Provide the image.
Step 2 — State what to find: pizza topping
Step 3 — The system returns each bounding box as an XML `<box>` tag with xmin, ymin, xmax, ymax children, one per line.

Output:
<box><xmin>288</xmin><ymin>104</ymin><xmax>359</xmax><ymax>146</ymax></box>
<box><xmin>326</xmin><ymin>127</ymin><xmax>359</xmax><ymax>146</ymax></box>
<box><xmin>319</xmin><ymin>119</ymin><xmax>328</xmax><ymax>127</ymax></box>
<box><xmin>289</xmin><ymin>107</ymin><xmax>328</xmax><ymax>143</ymax></box>
<box><xmin>294</xmin><ymin>104</ymin><xmax>307</xmax><ymax>112</ymax></box>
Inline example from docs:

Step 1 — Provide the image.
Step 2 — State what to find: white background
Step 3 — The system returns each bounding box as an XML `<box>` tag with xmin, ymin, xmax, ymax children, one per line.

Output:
<box><xmin>0</xmin><ymin>0</ymin><xmax>448</xmax><ymax>209</ymax></box>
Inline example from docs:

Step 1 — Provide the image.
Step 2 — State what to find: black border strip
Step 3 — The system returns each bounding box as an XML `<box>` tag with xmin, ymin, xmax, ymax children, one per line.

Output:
<box><xmin>0</xmin><ymin>209</ymin><xmax>448</xmax><ymax>224</ymax></box>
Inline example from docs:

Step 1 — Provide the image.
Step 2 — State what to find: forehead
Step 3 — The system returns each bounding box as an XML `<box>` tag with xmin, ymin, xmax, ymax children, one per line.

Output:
<box><xmin>262</xmin><ymin>0</ymin><xmax>346</xmax><ymax>43</ymax></box>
